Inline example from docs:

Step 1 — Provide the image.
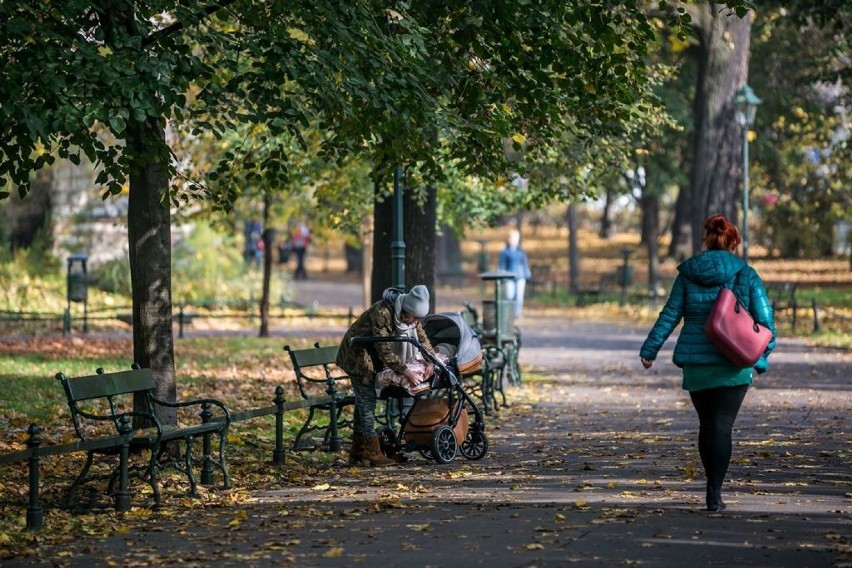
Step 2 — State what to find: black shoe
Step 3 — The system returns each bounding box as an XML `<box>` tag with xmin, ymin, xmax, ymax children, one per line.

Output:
<box><xmin>706</xmin><ymin>485</ymin><xmax>727</xmax><ymax>511</ymax></box>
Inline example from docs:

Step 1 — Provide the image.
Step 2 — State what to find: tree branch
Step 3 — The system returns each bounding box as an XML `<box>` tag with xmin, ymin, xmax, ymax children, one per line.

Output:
<box><xmin>143</xmin><ymin>0</ymin><xmax>240</xmax><ymax>47</ymax></box>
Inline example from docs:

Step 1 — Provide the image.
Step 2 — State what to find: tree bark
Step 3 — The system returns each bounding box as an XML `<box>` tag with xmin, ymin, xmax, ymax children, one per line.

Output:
<box><xmin>689</xmin><ymin>3</ymin><xmax>752</xmax><ymax>254</ymax></box>
<box><xmin>403</xmin><ymin>184</ymin><xmax>437</xmax><ymax>307</ymax></box>
<box><xmin>641</xmin><ymin>193</ymin><xmax>661</xmax><ymax>303</ymax></box>
<box><xmin>259</xmin><ymin>193</ymin><xmax>272</xmax><ymax>337</ymax></box>
<box><xmin>370</xmin><ymin>175</ymin><xmax>437</xmax><ymax>311</ymax></box>
<box><xmin>371</xmin><ymin>178</ymin><xmax>394</xmax><ymax>304</ymax></box>
<box><xmin>668</xmin><ymin>187</ymin><xmax>692</xmax><ymax>261</ymax></box>
<box><xmin>567</xmin><ymin>203</ymin><xmax>580</xmax><ymax>294</ymax></box>
<box><xmin>599</xmin><ymin>187</ymin><xmax>614</xmax><ymax>239</ymax></box>
<box><xmin>128</xmin><ymin>119</ymin><xmax>177</xmax><ymax>425</ymax></box>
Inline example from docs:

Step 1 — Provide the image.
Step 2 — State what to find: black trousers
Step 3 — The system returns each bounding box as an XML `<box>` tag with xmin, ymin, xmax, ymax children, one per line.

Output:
<box><xmin>689</xmin><ymin>384</ymin><xmax>749</xmax><ymax>489</ymax></box>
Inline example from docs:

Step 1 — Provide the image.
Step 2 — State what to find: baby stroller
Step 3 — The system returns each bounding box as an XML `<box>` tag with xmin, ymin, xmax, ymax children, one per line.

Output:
<box><xmin>351</xmin><ymin>332</ymin><xmax>488</xmax><ymax>464</ymax></box>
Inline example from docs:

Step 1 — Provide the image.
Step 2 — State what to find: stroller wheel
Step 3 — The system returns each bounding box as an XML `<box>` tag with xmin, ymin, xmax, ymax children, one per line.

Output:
<box><xmin>460</xmin><ymin>430</ymin><xmax>489</xmax><ymax>460</ymax></box>
<box><xmin>431</xmin><ymin>426</ymin><xmax>458</xmax><ymax>464</ymax></box>
<box><xmin>418</xmin><ymin>447</ymin><xmax>433</xmax><ymax>460</ymax></box>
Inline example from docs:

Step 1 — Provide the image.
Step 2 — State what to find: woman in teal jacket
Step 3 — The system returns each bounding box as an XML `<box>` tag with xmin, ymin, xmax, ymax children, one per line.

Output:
<box><xmin>640</xmin><ymin>215</ymin><xmax>776</xmax><ymax>511</ymax></box>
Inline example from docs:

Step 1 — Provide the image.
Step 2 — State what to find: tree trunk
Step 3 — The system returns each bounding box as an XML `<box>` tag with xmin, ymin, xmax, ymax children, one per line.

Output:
<box><xmin>668</xmin><ymin>187</ymin><xmax>692</xmax><ymax>261</ymax></box>
<box><xmin>567</xmin><ymin>203</ymin><xmax>580</xmax><ymax>294</ymax></box>
<box><xmin>641</xmin><ymin>193</ymin><xmax>661</xmax><ymax>303</ymax></box>
<box><xmin>436</xmin><ymin>225</ymin><xmax>463</xmax><ymax>286</ymax></box>
<box><xmin>689</xmin><ymin>4</ymin><xmax>752</xmax><ymax>254</ymax></box>
<box><xmin>128</xmin><ymin>119</ymin><xmax>177</xmax><ymax>424</ymax></box>
<box><xmin>371</xmin><ymin>177</ymin><xmax>394</xmax><ymax>304</ymax></box>
<box><xmin>599</xmin><ymin>187</ymin><xmax>613</xmax><ymax>239</ymax></box>
<box><xmin>370</xmin><ymin>174</ymin><xmax>437</xmax><ymax>311</ymax></box>
<box><xmin>259</xmin><ymin>193</ymin><xmax>272</xmax><ymax>337</ymax></box>
<box><xmin>361</xmin><ymin>214</ymin><xmax>373</xmax><ymax>310</ymax></box>
<box><xmin>403</xmin><ymin>184</ymin><xmax>437</xmax><ymax>308</ymax></box>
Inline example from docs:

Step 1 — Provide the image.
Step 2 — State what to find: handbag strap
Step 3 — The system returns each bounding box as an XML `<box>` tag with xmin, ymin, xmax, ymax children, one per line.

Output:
<box><xmin>723</xmin><ymin>269</ymin><xmax>753</xmax><ymax>313</ymax></box>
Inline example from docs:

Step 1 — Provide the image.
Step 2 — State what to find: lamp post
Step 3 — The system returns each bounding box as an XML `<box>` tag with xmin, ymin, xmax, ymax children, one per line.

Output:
<box><xmin>391</xmin><ymin>165</ymin><xmax>405</xmax><ymax>289</ymax></box>
<box><xmin>733</xmin><ymin>84</ymin><xmax>762</xmax><ymax>264</ymax></box>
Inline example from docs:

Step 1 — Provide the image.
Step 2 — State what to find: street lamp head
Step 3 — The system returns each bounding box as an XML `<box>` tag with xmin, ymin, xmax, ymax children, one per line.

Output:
<box><xmin>733</xmin><ymin>84</ymin><xmax>762</xmax><ymax>127</ymax></box>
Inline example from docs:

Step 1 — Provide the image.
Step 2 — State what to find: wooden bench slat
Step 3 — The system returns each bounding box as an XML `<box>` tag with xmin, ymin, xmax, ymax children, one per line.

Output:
<box><xmin>288</xmin><ymin>345</ymin><xmax>340</xmax><ymax>367</ymax></box>
<box><xmin>63</xmin><ymin>369</ymin><xmax>156</xmax><ymax>401</ymax></box>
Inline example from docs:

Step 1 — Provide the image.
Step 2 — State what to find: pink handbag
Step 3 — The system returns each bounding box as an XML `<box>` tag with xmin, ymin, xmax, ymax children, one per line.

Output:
<box><xmin>704</xmin><ymin>285</ymin><xmax>772</xmax><ymax>368</ymax></box>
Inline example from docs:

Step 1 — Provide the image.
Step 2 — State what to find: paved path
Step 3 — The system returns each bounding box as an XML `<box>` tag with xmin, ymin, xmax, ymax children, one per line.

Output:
<box><xmin>7</xmin><ymin>278</ymin><xmax>851</xmax><ymax>567</ymax></box>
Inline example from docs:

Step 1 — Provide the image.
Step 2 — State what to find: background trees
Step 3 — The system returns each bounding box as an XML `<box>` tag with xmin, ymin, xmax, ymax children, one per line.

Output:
<box><xmin>1</xmin><ymin>0</ymin><xmax>779</xmax><ymax>419</ymax></box>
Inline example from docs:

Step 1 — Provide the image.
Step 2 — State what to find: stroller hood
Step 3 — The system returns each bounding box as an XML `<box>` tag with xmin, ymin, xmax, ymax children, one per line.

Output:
<box><xmin>422</xmin><ymin>312</ymin><xmax>483</xmax><ymax>375</ymax></box>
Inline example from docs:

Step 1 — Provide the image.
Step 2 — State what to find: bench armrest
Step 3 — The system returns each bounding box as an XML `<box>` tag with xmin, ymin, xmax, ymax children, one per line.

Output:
<box><xmin>149</xmin><ymin>396</ymin><xmax>232</xmax><ymax>426</ymax></box>
<box><xmin>74</xmin><ymin>409</ymin><xmax>163</xmax><ymax>444</ymax></box>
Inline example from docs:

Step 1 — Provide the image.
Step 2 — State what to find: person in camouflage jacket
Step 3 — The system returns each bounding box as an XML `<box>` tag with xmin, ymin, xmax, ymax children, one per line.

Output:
<box><xmin>337</xmin><ymin>286</ymin><xmax>435</xmax><ymax>466</ymax></box>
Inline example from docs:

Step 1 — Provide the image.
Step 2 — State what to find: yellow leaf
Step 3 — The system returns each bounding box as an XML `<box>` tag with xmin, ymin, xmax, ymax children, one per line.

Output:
<box><xmin>323</xmin><ymin>547</ymin><xmax>345</xmax><ymax>558</ymax></box>
<box><xmin>98</xmin><ymin>46</ymin><xmax>113</xmax><ymax>57</ymax></box>
<box><xmin>287</xmin><ymin>28</ymin><xmax>315</xmax><ymax>45</ymax></box>
<box><xmin>524</xmin><ymin>543</ymin><xmax>544</xmax><ymax>550</ymax></box>
<box><xmin>229</xmin><ymin>509</ymin><xmax>248</xmax><ymax>527</ymax></box>
<box><xmin>311</xmin><ymin>483</ymin><xmax>331</xmax><ymax>491</ymax></box>
<box><xmin>555</xmin><ymin>513</ymin><xmax>567</xmax><ymax>522</ymax></box>
<box><xmin>511</xmin><ymin>133</ymin><xmax>526</xmax><ymax>145</ymax></box>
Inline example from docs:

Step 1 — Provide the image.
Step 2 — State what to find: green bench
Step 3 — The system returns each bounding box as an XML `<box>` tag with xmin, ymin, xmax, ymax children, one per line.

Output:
<box><xmin>283</xmin><ymin>344</ymin><xmax>355</xmax><ymax>452</ymax></box>
<box><xmin>56</xmin><ymin>365</ymin><xmax>231</xmax><ymax>509</ymax></box>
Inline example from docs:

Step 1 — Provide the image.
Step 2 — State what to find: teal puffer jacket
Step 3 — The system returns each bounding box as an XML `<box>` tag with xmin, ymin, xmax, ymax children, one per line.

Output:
<box><xmin>640</xmin><ymin>250</ymin><xmax>776</xmax><ymax>373</ymax></box>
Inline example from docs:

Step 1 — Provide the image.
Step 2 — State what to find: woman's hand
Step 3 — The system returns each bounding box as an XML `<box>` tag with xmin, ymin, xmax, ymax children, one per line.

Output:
<box><xmin>640</xmin><ymin>357</ymin><xmax>653</xmax><ymax>369</ymax></box>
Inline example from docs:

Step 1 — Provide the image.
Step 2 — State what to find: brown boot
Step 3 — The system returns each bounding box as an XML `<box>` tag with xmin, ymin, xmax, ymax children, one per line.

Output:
<box><xmin>360</xmin><ymin>435</ymin><xmax>395</xmax><ymax>467</ymax></box>
<box><xmin>348</xmin><ymin>432</ymin><xmax>365</xmax><ymax>465</ymax></box>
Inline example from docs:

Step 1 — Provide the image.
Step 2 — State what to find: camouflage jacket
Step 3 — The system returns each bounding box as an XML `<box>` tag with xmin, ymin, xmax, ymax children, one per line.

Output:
<box><xmin>336</xmin><ymin>289</ymin><xmax>434</xmax><ymax>384</ymax></box>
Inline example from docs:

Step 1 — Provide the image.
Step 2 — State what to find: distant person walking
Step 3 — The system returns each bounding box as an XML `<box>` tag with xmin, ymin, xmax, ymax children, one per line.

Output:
<box><xmin>639</xmin><ymin>214</ymin><xmax>776</xmax><ymax>512</ymax></box>
<box><xmin>290</xmin><ymin>221</ymin><xmax>311</xmax><ymax>279</ymax></box>
<box><xmin>498</xmin><ymin>228</ymin><xmax>532</xmax><ymax>319</ymax></box>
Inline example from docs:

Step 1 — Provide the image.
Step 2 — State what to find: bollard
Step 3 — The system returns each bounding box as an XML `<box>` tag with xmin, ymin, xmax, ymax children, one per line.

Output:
<box><xmin>115</xmin><ymin>415</ymin><xmax>132</xmax><ymax>512</ymax></box>
<box><xmin>273</xmin><ymin>386</ymin><xmax>286</xmax><ymax>465</ymax></box>
<box><xmin>178</xmin><ymin>305</ymin><xmax>186</xmax><ymax>339</ymax></box>
<box><xmin>812</xmin><ymin>298</ymin><xmax>821</xmax><ymax>332</ymax></box>
<box><xmin>200</xmin><ymin>402</ymin><xmax>214</xmax><ymax>486</ymax></box>
<box><xmin>791</xmin><ymin>298</ymin><xmax>798</xmax><ymax>332</ymax></box>
<box><xmin>25</xmin><ymin>424</ymin><xmax>43</xmax><ymax>532</ymax></box>
<box><xmin>326</xmin><ymin>377</ymin><xmax>342</xmax><ymax>452</ymax></box>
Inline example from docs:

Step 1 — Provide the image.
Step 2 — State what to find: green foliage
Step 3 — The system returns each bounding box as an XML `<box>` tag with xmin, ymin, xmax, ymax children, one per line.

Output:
<box><xmin>171</xmin><ymin>222</ymin><xmax>251</xmax><ymax>303</ymax></box>
<box><xmin>750</xmin><ymin>7</ymin><xmax>852</xmax><ymax>257</ymax></box>
<box><xmin>0</xmin><ymin>249</ymin><xmax>63</xmax><ymax>312</ymax></box>
<box><xmin>92</xmin><ymin>256</ymin><xmax>132</xmax><ymax>297</ymax></box>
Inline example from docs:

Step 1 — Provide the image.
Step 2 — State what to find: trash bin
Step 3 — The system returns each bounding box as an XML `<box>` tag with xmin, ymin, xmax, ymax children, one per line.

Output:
<box><xmin>67</xmin><ymin>255</ymin><xmax>88</xmax><ymax>303</ymax></box>
<box><xmin>482</xmin><ymin>299</ymin><xmax>515</xmax><ymax>337</ymax></box>
<box><xmin>616</xmin><ymin>265</ymin><xmax>634</xmax><ymax>288</ymax></box>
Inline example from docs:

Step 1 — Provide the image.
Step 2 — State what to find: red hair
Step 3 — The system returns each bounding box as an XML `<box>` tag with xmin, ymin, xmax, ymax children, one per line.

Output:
<box><xmin>703</xmin><ymin>215</ymin><xmax>741</xmax><ymax>252</ymax></box>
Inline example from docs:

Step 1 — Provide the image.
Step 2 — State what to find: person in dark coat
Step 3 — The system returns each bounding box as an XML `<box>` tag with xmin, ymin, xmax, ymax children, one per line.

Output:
<box><xmin>639</xmin><ymin>215</ymin><xmax>776</xmax><ymax>511</ymax></box>
<box><xmin>336</xmin><ymin>285</ymin><xmax>434</xmax><ymax>466</ymax></box>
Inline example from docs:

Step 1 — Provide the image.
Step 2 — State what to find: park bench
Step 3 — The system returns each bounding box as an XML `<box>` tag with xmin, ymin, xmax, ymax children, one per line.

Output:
<box><xmin>528</xmin><ymin>264</ymin><xmax>556</xmax><ymax>297</ymax></box>
<box><xmin>56</xmin><ymin>365</ymin><xmax>231</xmax><ymax>509</ymax></box>
<box><xmin>283</xmin><ymin>343</ymin><xmax>355</xmax><ymax>452</ymax></box>
<box><xmin>576</xmin><ymin>271</ymin><xmax>619</xmax><ymax>306</ymax></box>
<box><xmin>462</xmin><ymin>302</ymin><xmax>517</xmax><ymax>402</ymax></box>
<box><xmin>766</xmin><ymin>282</ymin><xmax>798</xmax><ymax>312</ymax></box>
